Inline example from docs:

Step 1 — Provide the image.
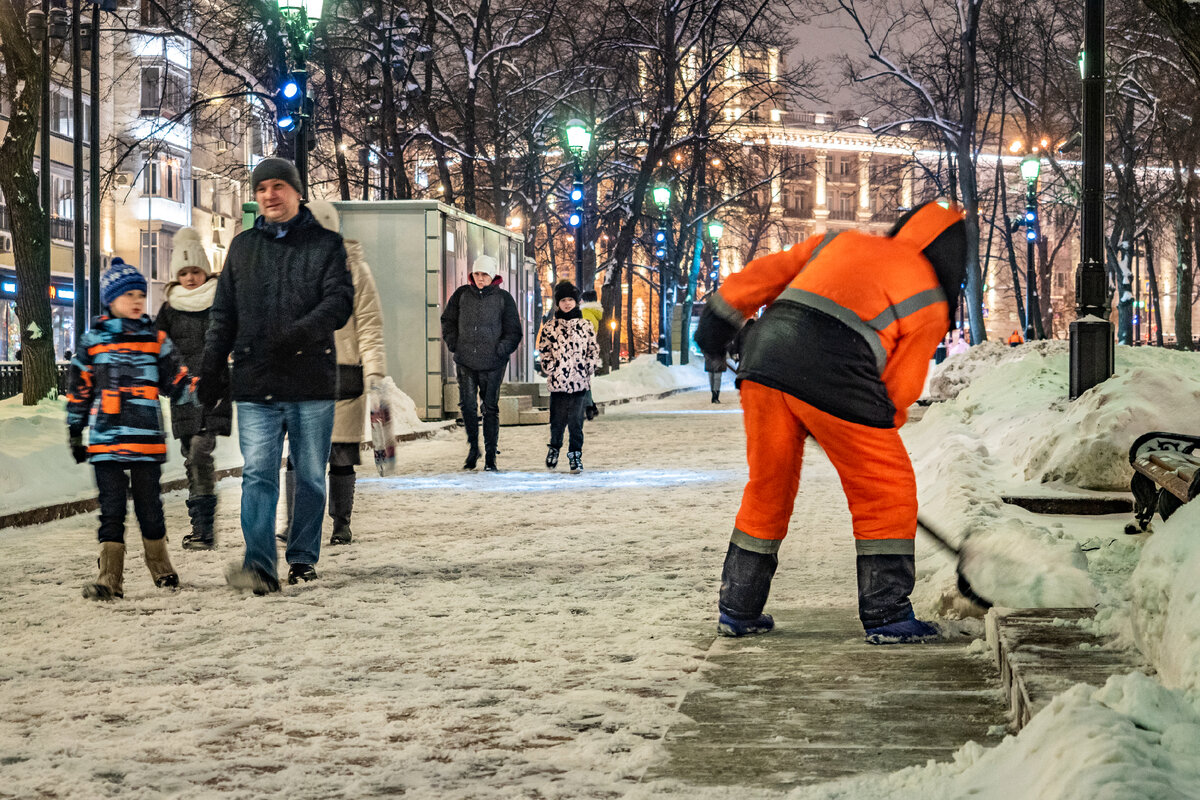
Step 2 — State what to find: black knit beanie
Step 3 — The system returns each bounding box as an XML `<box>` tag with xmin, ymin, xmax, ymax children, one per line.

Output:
<box><xmin>250</xmin><ymin>157</ymin><xmax>303</xmax><ymax>196</ymax></box>
<box><xmin>553</xmin><ymin>281</ymin><xmax>580</xmax><ymax>304</ymax></box>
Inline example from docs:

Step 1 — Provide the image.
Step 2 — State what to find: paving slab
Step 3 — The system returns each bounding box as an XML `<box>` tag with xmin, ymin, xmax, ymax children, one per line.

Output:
<box><xmin>986</xmin><ymin>608</ymin><xmax>1152</xmax><ymax>730</ymax></box>
<box><xmin>649</xmin><ymin>608</ymin><xmax>1008</xmax><ymax>790</ymax></box>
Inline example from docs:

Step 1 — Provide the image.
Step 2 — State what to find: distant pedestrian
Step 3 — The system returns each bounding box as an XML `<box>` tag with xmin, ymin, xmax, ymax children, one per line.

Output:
<box><xmin>156</xmin><ymin>228</ymin><xmax>231</xmax><ymax>551</ymax></box>
<box><xmin>67</xmin><ymin>258</ymin><xmax>196</xmax><ymax>600</ymax></box>
<box><xmin>200</xmin><ymin>158</ymin><xmax>354</xmax><ymax>594</ymax></box>
<box><xmin>1007</xmin><ymin>330</ymin><xmax>1023</xmax><ymax>347</ymax></box>
<box><xmin>440</xmin><ymin>255</ymin><xmax>522</xmax><ymax>471</ymax></box>
<box><xmin>539</xmin><ymin>280</ymin><xmax>599</xmax><ymax>473</ymax></box>
<box><xmin>282</xmin><ymin>199</ymin><xmax>386</xmax><ymax>547</ymax></box>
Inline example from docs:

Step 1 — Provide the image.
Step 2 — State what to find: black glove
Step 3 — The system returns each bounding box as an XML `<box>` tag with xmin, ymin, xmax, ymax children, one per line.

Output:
<box><xmin>695</xmin><ymin>305</ymin><xmax>739</xmax><ymax>360</ymax></box>
<box><xmin>198</xmin><ymin>369</ymin><xmax>229</xmax><ymax>410</ymax></box>
<box><xmin>69</xmin><ymin>432</ymin><xmax>88</xmax><ymax>464</ymax></box>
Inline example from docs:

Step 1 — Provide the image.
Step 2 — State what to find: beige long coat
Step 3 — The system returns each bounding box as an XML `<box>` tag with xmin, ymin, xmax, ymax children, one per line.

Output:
<box><xmin>333</xmin><ymin>240</ymin><xmax>387</xmax><ymax>443</ymax></box>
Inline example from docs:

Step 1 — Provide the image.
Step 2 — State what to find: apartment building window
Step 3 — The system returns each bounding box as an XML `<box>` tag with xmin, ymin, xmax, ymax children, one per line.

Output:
<box><xmin>142</xmin><ymin>154</ymin><xmax>184</xmax><ymax>203</ymax></box>
<box><xmin>140</xmin><ymin>0</ymin><xmax>168</xmax><ymax>27</ymax></box>
<box><xmin>53</xmin><ymin>176</ymin><xmax>74</xmax><ymax>219</ymax></box>
<box><xmin>140</xmin><ymin>65</ymin><xmax>189</xmax><ymax>118</ymax></box>
<box><xmin>140</xmin><ymin>230</ymin><xmax>174</xmax><ymax>282</ymax></box>
<box><xmin>49</xmin><ymin>90</ymin><xmax>91</xmax><ymax>142</ymax></box>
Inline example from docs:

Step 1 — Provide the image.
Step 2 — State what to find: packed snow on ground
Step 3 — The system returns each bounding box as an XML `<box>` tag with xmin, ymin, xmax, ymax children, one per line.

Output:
<box><xmin>3</xmin><ymin>346</ymin><xmax>1200</xmax><ymax>798</ymax></box>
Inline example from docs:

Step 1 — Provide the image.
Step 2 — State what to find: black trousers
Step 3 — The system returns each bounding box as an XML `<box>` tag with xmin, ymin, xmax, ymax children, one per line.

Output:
<box><xmin>94</xmin><ymin>461</ymin><xmax>166</xmax><ymax>544</ymax></box>
<box><xmin>457</xmin><ymin>365</ymin><xmax>506</xmax><ymax>453</ymax></box>
<box><xmin>549</xmin><ymin>390</ymin><xmax>587</xmax><ymax>451</ymax></box>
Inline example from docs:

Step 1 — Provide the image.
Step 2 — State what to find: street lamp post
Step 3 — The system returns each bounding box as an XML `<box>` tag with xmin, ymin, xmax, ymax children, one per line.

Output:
<box><xmin>707</xmin><ymin>218</ymin><xmax>724</xmax><ymax>292</ymax></box>
<box><xmin>564</xmin><ymin>119</ymin><xmax>592</xmax><ymax>289</ymax></box>
<box><xmin>1020</xmin><ymin>153</ymin><xmax>1042</xmax><ymax>342</ymax></box>
<box><xmin>652</xmin><ymin>184</ymin><xmax>672</xmax><ymax>365</ymax></box>
<box><xmin>275</xmin><ymin>0</ymin><xmax>324</xmax><ymax>196</ymax></box>
<box><xmin>1071</xmin><ymin>0</ymin><xmax>1113</xmax><ymax>399</ymax></box>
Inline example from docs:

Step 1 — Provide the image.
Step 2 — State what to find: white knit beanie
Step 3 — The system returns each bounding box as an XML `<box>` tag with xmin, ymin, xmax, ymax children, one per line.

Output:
<box><xmin>170</xmin><ymin>228</ymin><xmax>210</xmax><ymax>279</ymax></box>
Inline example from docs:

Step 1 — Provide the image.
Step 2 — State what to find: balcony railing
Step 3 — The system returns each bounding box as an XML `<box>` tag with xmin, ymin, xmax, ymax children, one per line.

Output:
<box><xmin>827</xmin><ymin>209</ymin><xmax>858</xmax><ymax>221</ymax></box>
<box><xmin>49</xmin><ymin>216</ymin><xmax>89</xmax><ymax>244</ymax></box>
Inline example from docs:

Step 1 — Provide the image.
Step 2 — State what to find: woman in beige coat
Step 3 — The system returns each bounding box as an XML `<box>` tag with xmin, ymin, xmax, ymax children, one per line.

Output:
<box><xmin>284</xmin><ymin>199</ymin><xmax>387</xmax><ymax>545</ymax></box>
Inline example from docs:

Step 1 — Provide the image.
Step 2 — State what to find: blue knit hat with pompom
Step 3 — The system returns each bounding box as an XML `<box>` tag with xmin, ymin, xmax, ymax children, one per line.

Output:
<box><xmin>100</xmin><ymin>257</ymin><xmax>148</xmax><ymax>307</ymax></box>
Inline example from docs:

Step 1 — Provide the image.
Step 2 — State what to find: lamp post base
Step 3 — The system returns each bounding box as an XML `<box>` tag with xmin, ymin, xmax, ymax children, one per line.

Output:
<box><xmin>1069</xmin><ymin>316</ymin><xmax>1114</xmax><ymax>400</ymax></box>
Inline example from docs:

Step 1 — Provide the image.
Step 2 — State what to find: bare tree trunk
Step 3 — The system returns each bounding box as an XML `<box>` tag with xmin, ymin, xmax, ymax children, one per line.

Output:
<box><xmin>0</xmin><ymin>7</ymin><xmax>57</xmax><ymax>402</ymax></box>
<box><xmin>1145</xmin><ymin>232</ymin><xmax>1165</xmax><ymax>347</ymax></box>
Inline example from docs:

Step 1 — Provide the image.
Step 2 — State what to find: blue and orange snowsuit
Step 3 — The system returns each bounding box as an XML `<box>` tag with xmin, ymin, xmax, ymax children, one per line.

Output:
<box><xmin>698</xmin><ymin>201</ymin><xmax>967</xmax><ymax>630</ymax></box>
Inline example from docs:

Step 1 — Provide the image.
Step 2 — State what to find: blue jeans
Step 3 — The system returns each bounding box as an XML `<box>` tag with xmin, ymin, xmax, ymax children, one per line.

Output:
<box><xmin>237</xmin><ymin>400</ymin><xmax>335</xmax><ymax>576</ymax></box>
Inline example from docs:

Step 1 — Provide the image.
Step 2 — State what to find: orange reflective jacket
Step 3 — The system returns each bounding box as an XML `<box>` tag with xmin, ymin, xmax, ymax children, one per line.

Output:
<box><xmin>710</xmin><ymin>202</ymin><xmax>966</xmax><ymax>428</ymax></box>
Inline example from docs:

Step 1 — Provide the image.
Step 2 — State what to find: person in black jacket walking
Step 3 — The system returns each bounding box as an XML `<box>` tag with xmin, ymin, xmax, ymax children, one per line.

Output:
<box><xmin>199</xmin><ymin>158</ymin><xmax>354</xmax><ymax>593</ymax></box>
<box><xmin>440</xmin><ymin>255</ymin><xmax>522</xmax><ymax>471</ymax></box>
<box><xmin>156</xmin><ymin>227</ymin><xmax>230</xmax><ymax>550</ymax></box>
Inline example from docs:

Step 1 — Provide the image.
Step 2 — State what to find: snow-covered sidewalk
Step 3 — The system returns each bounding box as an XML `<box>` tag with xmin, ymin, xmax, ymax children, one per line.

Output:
<box><xmin>3</xmin><ymin>348</ymin><xmax>1200</xmax><ymax>798</ymax></box>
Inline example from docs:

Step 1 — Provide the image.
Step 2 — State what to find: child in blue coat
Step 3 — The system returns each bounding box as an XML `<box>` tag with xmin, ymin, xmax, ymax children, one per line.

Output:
<box><xmin>66</xmin><ymin>258</ymin><xmax>196</xmax><ymax>600</ymax></box>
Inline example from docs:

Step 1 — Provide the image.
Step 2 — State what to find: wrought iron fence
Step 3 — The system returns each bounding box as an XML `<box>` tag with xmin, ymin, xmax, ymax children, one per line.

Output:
<box><xmin>0</xmin><ymin>362</ymin><xmax>72</xmax><ymax>401</ymax></box>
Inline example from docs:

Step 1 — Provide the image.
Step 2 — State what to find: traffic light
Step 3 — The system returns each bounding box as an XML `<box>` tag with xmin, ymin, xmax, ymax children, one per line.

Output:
<box><xmin>568</xmin><ymin>211</ymin><xmax>582</xmax><ymax>227</ymax></box>
<box><xmin>570</xmin><ymin>182</ymin><xmax>584</xmax><ymax>204</ymax></box>
<box><xmin>277</xmin><ymin>70</ymin><xmax>306</xmax><ymax>130</ymax></box>
<box><xmin>654</xmin><ymin>228</ymin><xmax>667</xmax><ymax>259</ymax></box>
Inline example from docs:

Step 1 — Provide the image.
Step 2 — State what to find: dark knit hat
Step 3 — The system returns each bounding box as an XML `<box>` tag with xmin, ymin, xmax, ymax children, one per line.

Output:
<box><xmin>250</xmin><ymin>157</ymin><xmax>303</xmax><ymax>196</ymax></box>
<box><xmin>100</xmin><ymin>257</ymin><xmax>147</xmax><ymax>306</ymax></box>
<box><xmin>553</xmin><ymin>280</ymin><xmax>580</xmax><ymax>303</ymax></box>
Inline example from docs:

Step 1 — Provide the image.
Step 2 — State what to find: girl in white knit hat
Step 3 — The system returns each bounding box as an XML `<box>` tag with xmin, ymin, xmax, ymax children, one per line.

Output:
<box><xmin>155</xmin><ymin>227</ymin><xmax>231</xmax><ymax>549</ymax></box>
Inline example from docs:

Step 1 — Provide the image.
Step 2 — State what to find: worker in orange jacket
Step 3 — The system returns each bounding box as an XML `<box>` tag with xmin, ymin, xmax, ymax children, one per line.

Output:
<box><xmin>695</xmin><ymin>200</ymin><xmax>967</xmax><ymax>643</ymax></box>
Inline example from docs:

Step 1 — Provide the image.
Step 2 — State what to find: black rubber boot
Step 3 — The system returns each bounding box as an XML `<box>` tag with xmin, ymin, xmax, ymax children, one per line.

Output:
<box><xmin>856</xmin><ymin>553</ymin><xmax>916</xmax><ymax>630</ymax></box>
<box><xmin>718</xmin><ymin>542</ymin><xmax>778</xmax><ymax>621</ymax></box>
<box><xmin>328</xmin><ymin>471</ymin><xmax>355</xmax><ymax>545</ymax></box>
<box><xmin>182</xmin><ymin>495</ymin><xmax>216</xmax><ymax>550</ymax></box>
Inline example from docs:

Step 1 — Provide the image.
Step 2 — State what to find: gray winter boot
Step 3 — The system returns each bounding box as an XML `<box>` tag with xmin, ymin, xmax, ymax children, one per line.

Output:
<box><xmin>328</xmin><ymin>471</ymin><xmax>355</xmax><ymax>545</ymax></box>
<box><xmin>142</xmin><ymin>536</ymin><xmax>179</xmax><ymax>588</ymax></box>
<box><xmin>82</xmin><ymin>542</ymin><xmax>125</xmax><ymax>600</ymax></box>
<box><xmin>278</xmin><ymin>468</ymin><xmax>296</xmax><ymax>544</ymax></box>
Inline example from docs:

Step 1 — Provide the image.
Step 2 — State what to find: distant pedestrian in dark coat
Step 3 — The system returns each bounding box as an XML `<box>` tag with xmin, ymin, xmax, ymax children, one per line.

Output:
<box><xmin>156</xmin><ymin>227</ymin><xmax>230</xmax><ymax>550</ymax></box>
<box><xmin>440</xmin><ymin>254</ymin><xmax>522</xmax><ymax>471</ymax></box>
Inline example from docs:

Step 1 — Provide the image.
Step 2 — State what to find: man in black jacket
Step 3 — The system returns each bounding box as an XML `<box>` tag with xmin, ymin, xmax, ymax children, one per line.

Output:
<box><xmin>440</xmin><ymin>255</ymin><xmax>522</xmax><ymax>471</ymax></box>
<box><xmin>199</xmin><ymin>158</ymin><xmax>354</xmax><ymax>593</ymax></box>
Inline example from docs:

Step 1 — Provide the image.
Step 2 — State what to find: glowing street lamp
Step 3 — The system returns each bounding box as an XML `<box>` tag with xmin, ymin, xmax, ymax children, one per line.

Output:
<box><xmin>564</xmin><ymin>119</ymin><xmax>592</xmax><ymax>288</ymax></box>
<box><xmin>707</xmin><ymin>219</ymin><xmax>724</xmax><ymax>242</ymax></box>
<box><xmin>1020</xmin><ymin>153</ymin><xmax>1041</xmax><ymax>183</ymax></box>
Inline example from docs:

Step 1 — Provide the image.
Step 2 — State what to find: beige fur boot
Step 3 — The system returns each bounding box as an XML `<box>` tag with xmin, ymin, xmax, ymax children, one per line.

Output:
<box><xmin>82</xmin><ymin>542</ymin><xmax>125</xmax><ymax>600</ymax></box>
<box><xmin>142</xmin><ymin>537</ymin><xmax>179</xmax><ymax>588</ymax></box>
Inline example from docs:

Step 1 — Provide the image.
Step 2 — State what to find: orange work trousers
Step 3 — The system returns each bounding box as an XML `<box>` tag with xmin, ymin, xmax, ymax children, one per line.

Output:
<box><xmin>733</xmin><ymin>381</ymin><xmax>917</xmax><ymax>552</ymax></box>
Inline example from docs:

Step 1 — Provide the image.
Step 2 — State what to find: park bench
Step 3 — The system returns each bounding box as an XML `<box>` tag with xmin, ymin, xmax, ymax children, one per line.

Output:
<box><xmin>1126</xmin><ymin>432</ymin><xmax>1200</xmax><ymax>533</ymax></box>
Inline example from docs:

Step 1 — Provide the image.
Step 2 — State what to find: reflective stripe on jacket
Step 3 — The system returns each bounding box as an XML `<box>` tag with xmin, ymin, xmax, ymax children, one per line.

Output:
<box><xmin>712</xmin><ymin>203</ymin><xmax>964</xmax><ymax>428</ymax></box>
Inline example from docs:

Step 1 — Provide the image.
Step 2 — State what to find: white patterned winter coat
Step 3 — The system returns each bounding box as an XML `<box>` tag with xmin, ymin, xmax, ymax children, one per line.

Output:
<box><xmin>538</xmin><ymin>316</ymin><xmax>599</xmax><ymax>393</ymax></box>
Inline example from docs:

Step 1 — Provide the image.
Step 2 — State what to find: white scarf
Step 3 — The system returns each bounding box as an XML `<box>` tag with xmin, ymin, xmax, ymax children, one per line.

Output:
<box><xmin>166</xmin><ymin>278</ymin><xmax>218</xmax><ymax>312</ymax></box>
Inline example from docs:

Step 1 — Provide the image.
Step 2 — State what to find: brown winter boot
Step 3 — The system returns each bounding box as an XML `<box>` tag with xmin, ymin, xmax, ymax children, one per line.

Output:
<box><xmin>82</xmin><ymin>542</ymin><xmax>125</xmax><ymax>600</ymax></box>
<box><xmin>142</xmin><ymin>536</ymin><xmax>179</xmax><ymax>588</ymax></box>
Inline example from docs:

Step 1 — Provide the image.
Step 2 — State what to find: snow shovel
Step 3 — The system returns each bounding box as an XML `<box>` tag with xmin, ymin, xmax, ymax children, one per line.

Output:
<box><xmin>917</xmin><ymin>515</ymin><xmax>994</xmax><ymax>610</ymax></box>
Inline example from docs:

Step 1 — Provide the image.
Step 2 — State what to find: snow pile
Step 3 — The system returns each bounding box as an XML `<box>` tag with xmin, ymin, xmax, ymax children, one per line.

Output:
<box><xmin>907</xmin><ymin>343</ymin><xmax>1200</xmax><ymax>617</ymax></box>
<box><xmin>1130</xmin><ymin>501</ymin><xmax>1200</xmax><ymax>694</ymax></box>
<box><xmin>958</xmin><ymin>519</ymin><xmax>1099</xmax><ymax>609</ymax></box>
<box><xmin>792</xmin><ymin>672</ymin><xmax>1200</xmax><ymax>799</ymax></box>
<box><xmin>926</xmin><ymin>339</ymin><xmax>1062</xmax><ymax>401</ymax></box>
<box><xmin>588</xmin><ymin>355</ymin><xmax>709</xmax><ymax>403</ymax></box>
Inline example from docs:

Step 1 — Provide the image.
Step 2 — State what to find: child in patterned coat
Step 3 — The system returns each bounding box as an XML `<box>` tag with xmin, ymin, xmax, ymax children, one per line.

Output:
<box><xmin>538</xmin><ymin>281</ymin><xmax>599</xmax><ymax>473</ymax></box>
<box><xmin>67</xmin><ymin>258</ymin><xmax>196</xmax><ymax>600</ymax></box>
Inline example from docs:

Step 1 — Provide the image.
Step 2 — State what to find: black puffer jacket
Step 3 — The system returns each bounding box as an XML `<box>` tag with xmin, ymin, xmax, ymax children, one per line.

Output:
<box><xmin>156</xmin><ymin>295</ymin><xmax>231</xmax><ymax>438</ymax></box>
<box><xmin>202</xmin><ymin>206</ymin><xmax>354</xmax><ymax>401</ymax></box>
<box><xmin>440</xmin><ymin>282</ymin><xmax>522</xmax><ymax>372</ymax></box>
